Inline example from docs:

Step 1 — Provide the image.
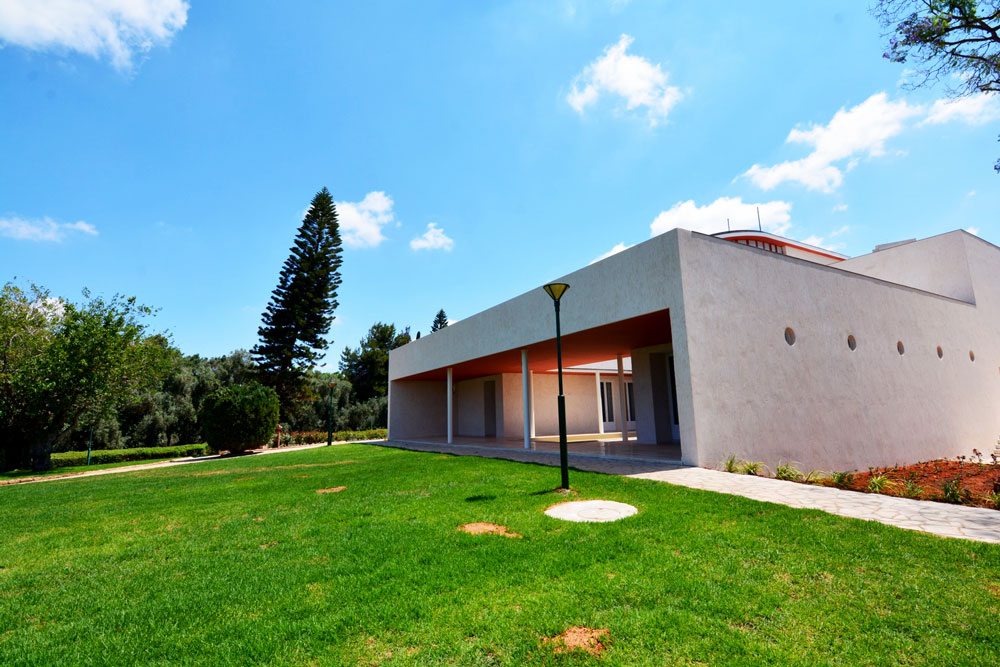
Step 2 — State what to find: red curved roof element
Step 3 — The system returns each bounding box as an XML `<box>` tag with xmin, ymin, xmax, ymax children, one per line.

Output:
<box><xmin>713</xmin><ymin>230</ymin><xmax>848</xmax><ymax>262</ymax></box>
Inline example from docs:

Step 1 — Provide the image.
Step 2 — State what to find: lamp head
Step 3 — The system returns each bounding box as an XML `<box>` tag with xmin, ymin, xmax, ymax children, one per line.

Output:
<box><xmin>542</xmin><ymin>282</ymin><xmax>570</xmax><ymax>302</ymax></box>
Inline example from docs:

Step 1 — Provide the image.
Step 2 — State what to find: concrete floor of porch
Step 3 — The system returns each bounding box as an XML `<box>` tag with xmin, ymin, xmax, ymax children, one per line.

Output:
<box><xmin>388</xmin><ymin>434</ymin><xmax>682</xmax><ymax>464</ymax></box>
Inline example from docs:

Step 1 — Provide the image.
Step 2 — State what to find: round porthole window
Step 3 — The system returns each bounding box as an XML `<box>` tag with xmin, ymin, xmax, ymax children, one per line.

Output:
<box><xmin>897</xmin><ymin>341</ymin><xmax>905</xmax><ymax>355</ymax></box>
<box><xmin>784</xmin><ymin>327</ymin><xmax>796</xmax><ymax>346</ymax></box>
<box><xmin>937</xmin><ymin>346</ymin><xmax>943</xmax><ymax>359</ymax></box>
<box><xmin>847</xmin><ymin>335</ymin><xmax>857</xmax><ymax>351</ymax></box>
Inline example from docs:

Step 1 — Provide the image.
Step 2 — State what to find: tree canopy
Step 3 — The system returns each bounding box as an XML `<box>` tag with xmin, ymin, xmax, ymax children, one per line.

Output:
<box><xmin>430</xmin><ymin>309</ymin><xmax>449</xmax><ymax>332</ymax></box>
<box><xmin>253</xmin><ymin>187</ymin><xmax>343</xmax><ymax>415</ymax></box>
<box><xmin>339</xmin><ymin>323</ymin><xmax>411</xmax><ymax>402</ymax></box>
<box><xmin>874</xmin><ymin>0</ymin><xmax>1000</xmax><ymax>172</ymax></box>
<box><xmin>0</xmin><ymin>284</ymin><xmax>169</xmax><ymax>471</ymax></box>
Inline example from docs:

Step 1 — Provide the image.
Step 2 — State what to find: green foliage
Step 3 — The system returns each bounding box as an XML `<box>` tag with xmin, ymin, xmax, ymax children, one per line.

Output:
<box><xmin>430</xmin><ymin>309</ymin><xmax>449</xmax><ymax>332</ymax></box>
<box><xmin>721</xmin><ymin>454</ymin><xmax>740</xmax><ymax>473</ymax></box>
<box><xmin>199</xmin><ymin>382</ymin><xmax>279</xmax><ymax>453</ymax></box>
<box><xmin>253</xmin><ymin>188</ymin><xmax>343</xmax><ymax>416</ymax></box>
<box><xmin>901</xmin><ymin>478</ymin><xmax>925</xmax><ymax>499</ymax></box>
<box><xmin>939</xmin><ymin>475</ymin><xmax>971</xmax><ymax>504</ymax></box>
<box><xmin>830</xmin><ymin>471</ymin><xmax>855</xmax><ymax>488</ymax></box>
<box><xmin>269</xmin><ymin>429</ymin><xmax>387</xmax><ymax>447</ymax></box>
<box><xmin>874</xmin><ymin>0</ymin><xmax>1000</xmax><ymax>172</ymax></box>
<box><xmin>739</xmin><ymin>460</ymin><xmax>766</xmax><ymax>476</ymax></box>
<box><xmin>50</xmin><ymin>444</ymin><xmax>208</xmax><ymax>468</ymax></box>
<box><xmin>774</xmin><ymin>461</ymin><xmax>804</xmax><ymax>481</ymax></box>
<box><xmin>0</xmin><ymin>283</ymin><xmax>169</xmax><ymax>472</ymax></box>
<box><xmin>866</xmin><ymin>474</ymin><xmax>894</xmax><ymax>494</ymax></box>
<box><xmin>985</xmin><ymin>491</ymin><xmax>1000</xmax><ymax>508</ymax></box>
<box><xmin>339</xmin><ymin>323</ymin><xmax>411</xmax><ymax>403</ymax></box>
<box><xmin>803</xmin><ymin>470</ymin><xmax>826</xmax><ymax>484</ymax></box>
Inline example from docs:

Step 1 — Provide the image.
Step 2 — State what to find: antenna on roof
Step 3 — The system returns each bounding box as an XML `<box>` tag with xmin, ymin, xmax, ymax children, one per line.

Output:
<box><xmin>756</xmin><ymin>207</ymin><xmax>762</xmax><ymax>232</ymax></box>
<box><xmin>727</xmin><ymin>218</ymin><xmax>731</xmax><ymax>232</ymax></box>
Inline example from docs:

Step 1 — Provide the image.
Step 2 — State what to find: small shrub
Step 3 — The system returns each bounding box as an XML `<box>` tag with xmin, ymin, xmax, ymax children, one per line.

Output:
<box><xmin>803</xmin><ymin>470</ymin><xmax>826</xmax><ymax>484</ymax></box>
<box><xmin>774</xmin><ymin>462</ymin><xmax>803</xmax><ymax>482</ymax></box>
<box><xmin>830</xmin><ymin>471</ymin><xmax>854</xmax><ymax>489</ymax></box>
<box><xmin>984</xmin><ymin>491</ymin><xmax>1000</xmax><ymax>509</ymax></box>
<box><xmin>866</xmin><ymin>474</ymin><xmax>893</xmax><ymax>494</ymax></box>
<box><xmin>200</xmin><ymin>382</ymin><xmax>280</xmax><ymax>454</ymax></box>
<box><xmin>940</xmin><ymin>475</ymin><xmax>971</xmax><ymax>505</ymax></box>
<box><xmin>722</xmin><ymin>454</ymin><xmax>740</xmax><ymax>473</ymax></box>
<box><xmin>740</xmin><ymin>461</ymin><xmax>766</xmax><ymax>476</ymax></box>
<box><xmin>901</xmin><ymin>479</ymin><xmax>924</xmax><ymax>499</ymax></box>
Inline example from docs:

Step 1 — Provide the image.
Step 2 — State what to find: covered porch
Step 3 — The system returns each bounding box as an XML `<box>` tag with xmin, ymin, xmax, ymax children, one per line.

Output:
<box><xmin>389</xmin><ymin>308</ymin><xmax>685</xmax><ymax>460</ymax></box>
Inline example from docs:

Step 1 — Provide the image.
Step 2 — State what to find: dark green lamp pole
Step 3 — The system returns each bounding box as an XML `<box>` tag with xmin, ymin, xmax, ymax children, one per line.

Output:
<box><xmin>326</xmin><ymin>381</ymin><xmax>336</xmax><ymax>446</ymax></box>
<box><xmin>543</xmin><ymin>282</ymin><xmax>571</xmax><ymax>490</ymax></box>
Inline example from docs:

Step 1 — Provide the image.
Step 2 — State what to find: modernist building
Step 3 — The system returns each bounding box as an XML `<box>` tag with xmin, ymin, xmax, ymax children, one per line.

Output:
<box><xmin>387</xmin><ymin>228</ymin><xmax>1000</xmax><ymax>471</ymax></box>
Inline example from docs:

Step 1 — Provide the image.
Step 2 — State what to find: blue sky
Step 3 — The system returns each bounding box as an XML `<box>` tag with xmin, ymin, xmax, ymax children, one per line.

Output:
<box><xmin>1</xmin><ymin>1</ymin><xmax>998</xmax><ymax>365</ymax></box>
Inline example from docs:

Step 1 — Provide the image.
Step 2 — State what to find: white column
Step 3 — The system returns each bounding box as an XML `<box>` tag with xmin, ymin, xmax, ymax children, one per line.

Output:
<box><xmin>617</xmin><ymin>354</ymin><xmax>627</xmax><ymax>443</ymax></box>
<box><xmin>521</xmin><ymin>350</ymin><xmax>531</xmax><ymax>449</ymax></box>
<box><xmin>446</xmin><ymin>367</ymin><xmax>453</xmax><ymax>445</ymax></box>
<box><xmin>528</xmin><ymin>370</ymin><xmax>535</xmax><ymax>439</ymax></box>
<box><xmin>595</xmin><ymin>372</ymin><xmax>604</xmax><ymax>434</ymax></box>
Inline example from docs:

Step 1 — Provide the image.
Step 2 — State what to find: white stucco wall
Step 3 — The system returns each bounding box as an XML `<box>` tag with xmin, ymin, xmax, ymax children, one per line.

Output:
<box><xmin>676</xmin><ymin>230</ymin><xmax>1000</xmax><ymax>471</ymax></box>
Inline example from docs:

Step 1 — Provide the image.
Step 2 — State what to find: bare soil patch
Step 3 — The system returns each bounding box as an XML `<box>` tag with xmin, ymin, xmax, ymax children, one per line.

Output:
<box><xmin>316</xmin><ymin>486</ymin><xmax>347</xmax><ymax>494</ymax></box>
<box><xmin>544</xmin><ymin>626</ymin><xmax>609</xmax><ymax>656</ymax></box>
<box><xmin>457</xmin><ymin>522</ymin><xmax>521</xmax><ymax>538</ymax></box>
<box><xmin>830</xmin><ymin>459</ymin><xmax>1000</xmax><ymax>509</ymax></box>
<box><xmin>272</xmin><ymin>461</ymin><xmax>356</xmax><ymax>471</ymax></box>
<box><xmin>190</xmin><ymin>470</ymin><xmax>231</xmax><ymax>477</ymax></box>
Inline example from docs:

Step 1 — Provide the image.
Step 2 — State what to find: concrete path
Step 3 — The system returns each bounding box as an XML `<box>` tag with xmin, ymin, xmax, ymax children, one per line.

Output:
<box><xmin>381</xmin><ymin>440</ymin><xmax>1000</xmax><ymax>545</ymax></box>
<box><xmin>0</xmin><ymin>441</ymin><xmax>379</xmax><ymax>487</ymax></box>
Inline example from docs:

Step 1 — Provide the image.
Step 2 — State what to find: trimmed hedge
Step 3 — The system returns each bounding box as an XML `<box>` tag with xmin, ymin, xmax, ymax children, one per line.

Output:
<box><xmin>269</xmin><ymin>429</ymin><xmax>387</xmax><ymax>448</ymax></box>
<box><xmin>51</xmin><ymin>444</ymin><xmax>209</xmax><ymax>468</ymax></box>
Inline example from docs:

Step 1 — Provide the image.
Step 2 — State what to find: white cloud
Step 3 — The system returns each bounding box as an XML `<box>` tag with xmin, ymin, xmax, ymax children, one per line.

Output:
<box><xmin>921</xmin><ymin>93</ymin><xmax>1000</xmax><ymax>126</ymax></box>
<box><xmin>966</xmin><ymin>227</ymin><xmax>980</xmax><ymax>236</ymax></box>
<box><xmin>829</xmin><ymin>225</ymin><xmax>850</xmax><ymax>238</ymax></box>
<box><xmin>968</xmin><ymin>190</ymin><xmax>977</xmax><ymax>197</ymax></box>
<box><xmin>650</xmin><ymin>197</ymin><xmax>793</xmax><ymax>237</ymax></box>
<box><xmin>409</xmin><ymin>222</ymin><xmax>454</xmax><ymax>252</ymax></box>
<box><xmin>832</xmin><ymin>204</ymin><xmax>848</xmax><ymax>212</ymax></box>
<box><xmin>567</xmin><ymin>34</ymin><xmax>683</xmax><ymax>126</ymax></box>
<box><xmin>337</xmin><ymin>191</ymin><xmax>394</xmax><ymax>249</ymax></box>
<box><xmin>0</xmin><ymin>215</ymin><xmax>98</xmax><ymax>242</ymax></box>
<box><xmin>0</xmin><ymin>0</ymin><xmax>188</xmax><ymax>71</ymax></box>
<box><xmin>743</xmin><ymin>93</ymin><xmax>922</xmax><ymax>193</ymax></box>
<box><xmin>590</xmin><ymin>241</ymin><xmax>632</xmax><ymax>264</ymax></box>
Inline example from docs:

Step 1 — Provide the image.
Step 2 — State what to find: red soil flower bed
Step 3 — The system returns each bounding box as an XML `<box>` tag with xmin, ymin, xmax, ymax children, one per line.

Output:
<box><xmin>832</xmin><ymin>458</ymin><xmax>1000</xmax><ymax>509</ymax></box>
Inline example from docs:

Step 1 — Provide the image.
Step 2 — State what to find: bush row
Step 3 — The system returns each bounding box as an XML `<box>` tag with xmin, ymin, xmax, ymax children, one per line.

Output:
<box><xmin>52</xmin><ymin>444</ymin><xmax>209</xmax><ymax>468</ymax></box>
<box><xmin>269</xmin><ymin>429</ymin><xmax>388</xmax><ymax>447</ymax></box>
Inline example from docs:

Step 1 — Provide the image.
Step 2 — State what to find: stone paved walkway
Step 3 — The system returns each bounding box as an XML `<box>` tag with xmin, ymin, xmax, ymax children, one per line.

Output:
<box><xmin>381</xmin><ymin>440</ymin><xmax>1000</xmax><ymax>544</ymax></box>
<box><xmin>629</xmin><ymin>467</ymin><xmax>1000</xmax><ymax>544</ymax></box>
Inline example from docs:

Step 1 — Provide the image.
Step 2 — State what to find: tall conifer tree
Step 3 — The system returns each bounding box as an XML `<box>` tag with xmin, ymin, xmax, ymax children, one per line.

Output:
<box><xmin>252</xmin><ymin>188</ymin><xmax>342</xmax><ymax>416</ymax></box>
<box><xmin>430</xmin><ymin>309</ymin><xmax>449</xmax><ymax>332</ymax></box>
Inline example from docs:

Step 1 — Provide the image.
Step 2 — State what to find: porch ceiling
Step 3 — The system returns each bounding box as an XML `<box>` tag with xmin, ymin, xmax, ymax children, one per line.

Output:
<box><xmin>397</xmin><ymin>308</ymin><xmax>671</xmax><ymax>382</ymax></box>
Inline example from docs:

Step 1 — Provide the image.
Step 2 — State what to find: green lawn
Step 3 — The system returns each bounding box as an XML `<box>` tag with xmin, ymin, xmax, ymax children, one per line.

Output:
<box><xmin>0</xmin><ymin>457</ymin><xmax>180</xmax><ymax>482</ymax></box>
<box><xmin>1</xmin><ymin>445</ymin><xmax>998</xmax><ymax>666</ymax></box>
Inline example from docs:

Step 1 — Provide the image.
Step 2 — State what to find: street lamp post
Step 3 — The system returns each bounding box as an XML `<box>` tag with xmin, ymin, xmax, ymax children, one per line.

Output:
<box><xmin>543</xmin><ymin>282</ymin><xmax>571</xmax><ymax>490</ymax></box>
<box><xmin>326</xmin><ymin>381</ymin><xmax>336</xmax><ymax>446</ymax></box>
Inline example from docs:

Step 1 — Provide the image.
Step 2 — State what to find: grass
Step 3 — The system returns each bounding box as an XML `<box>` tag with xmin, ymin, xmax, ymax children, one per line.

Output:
<box><xmin>1</xmin><ymin>445</ymin><xmax>999</xmax><ymax>665</ymax></box>
<box><xmin>0</xmin><ymin>457</ymin><xmax>181</xmax><ymax>482</ymax></box>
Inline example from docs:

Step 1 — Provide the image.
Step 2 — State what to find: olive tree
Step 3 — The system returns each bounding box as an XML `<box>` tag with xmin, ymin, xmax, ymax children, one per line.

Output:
<box><xmin>0</xmin><ymin>284</ymin><xmax>168</xmax><ymax>471</ymax></box>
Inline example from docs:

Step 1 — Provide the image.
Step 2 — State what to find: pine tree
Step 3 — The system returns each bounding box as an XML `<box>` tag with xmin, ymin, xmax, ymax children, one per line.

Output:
<box><xmin>252</xmin><ymin>188</ymin><xmax>343</xmax><ymax>416</ymax></box>
<box><xmin>430</xmin><ymin>309</ymin><xmax>448</xmax><ymax>332</ymax></box>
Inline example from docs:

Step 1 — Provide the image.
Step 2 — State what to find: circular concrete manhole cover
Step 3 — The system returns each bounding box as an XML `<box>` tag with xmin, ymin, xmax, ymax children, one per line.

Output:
<box><xmin>544</xmin><ymin>500</ymin><xmax>638</xmax><ymax>523</ymax></box>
